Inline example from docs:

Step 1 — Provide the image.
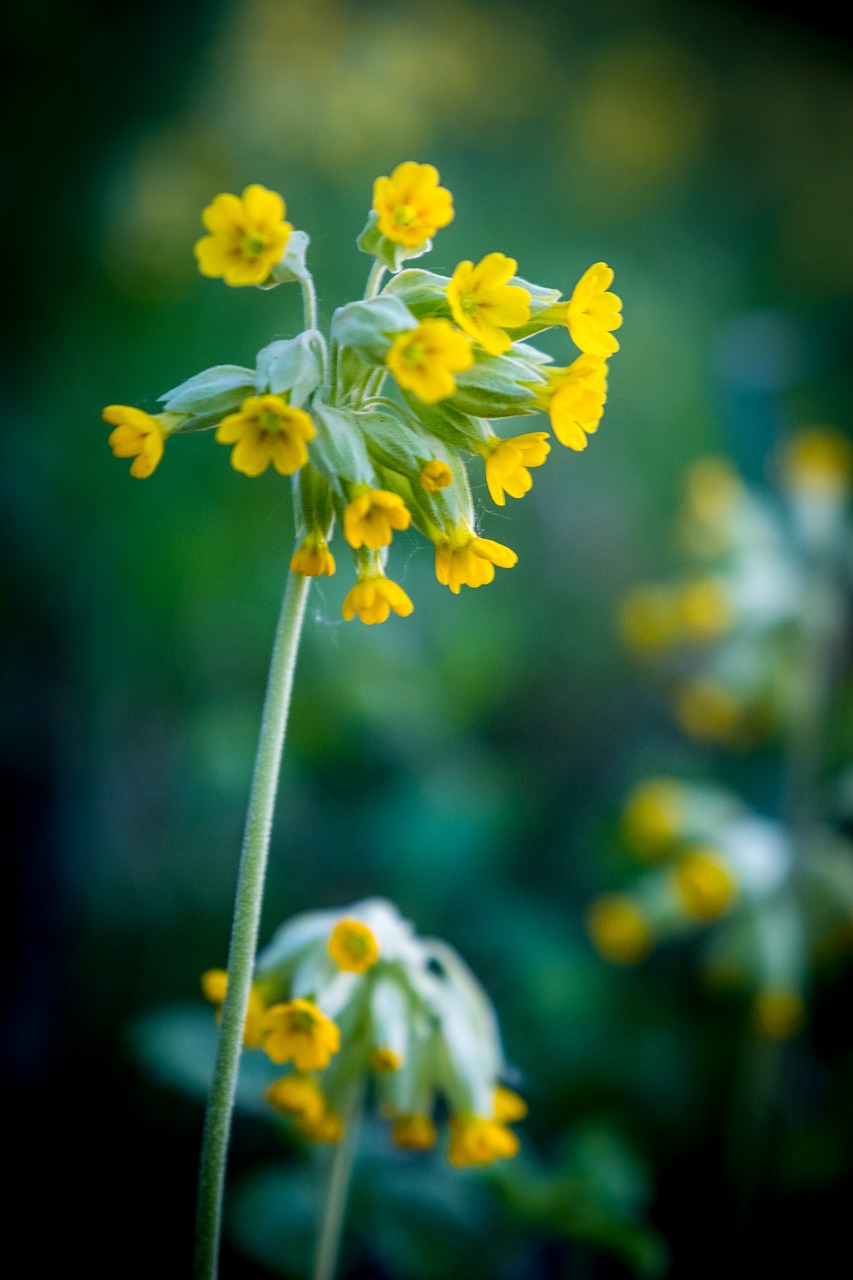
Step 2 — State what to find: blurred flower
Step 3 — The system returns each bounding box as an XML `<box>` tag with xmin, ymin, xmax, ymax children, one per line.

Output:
<box><xmin>448</xmin><ymin>1115</ymin><xmax>519</xmax><ymax>1167</ymax></box>
<box><xmin>780</xmin><ymin>427</ymin><xmax>853</xmax><ymax>498</ymax></box>
<box><xmin>678</xmin><ymin>577</ymin><xmax>733</xmax><ymax>643</ymax></box>
<box><xmin>373</xmin><ymin>161</ymin><xmax>454</xmax><ymax>247</ymax></box>
<box><xmin>342</xmin><ymin>572</ymin><xmax>415</xmax><ymax>625</ymax></box>
<box><xmin>619</xmin><ymin>584</ymin><xmax>682</xmax><ymax>654</ymax></box>
<box><xmin>262</xmin><ymin>998</ymin><xmax>341</xmax><ymax>1070</ymax></box>
<box><xmin>671</xmin><ymin>848</ymin><xmax>738</xmax><ymax>921</ymax></box>
<box><xmin>194</xmin><ymin>184</ymin><xmax>292</xmax><ymax>286</ymax></box>
<box><xmin>621</xmin><ymin>779</ymin><xmax>685</xmax><ymax>860</ymax></box>
<box><xmin>392</xmin><ymin>1114</ymin><xmax>438</xmax><ymax>1149</ymax></box>
<box><xmin>265</xmin><ymin>1073</ymin><xmax>326</xmax><ymax>1124</ymax></box>
<box><xmin>586</xmin><ymin>894</ymin><xmax>652</xmax><ymax>965</ymax></box>
<box><xmin>201</xmin><ymin>968</ymin><xmax>268</xmax><ymax>1049</ymax></box>
<box><xmin>752</xmin><ymin>988</ymin><xmax>806</xmax><ymax>1039</ymax></box>
<box><xmin>386</xmin><ymin>319</ymin><xmax>473</xmax><ymax>402</ymax></box>
<box><xmin>675</xmin><ymin>679</ymin><xmax>743</xmax><ymax>744</ymax></box>
<box><xmin>446</xmin><ymin>253</ymin><xmax>530</xmax><ymax>355</ymax></box>
<box><xmin>103</xmin><ymin>405</ymin><xmax>168</xmax><ymax>479</ymax></box>
<box><xmin>343</xmin><ymin>489</ymin><xmax>412</xmax><ymax>551</ymax></box>
<box><xmin>328</xmin><ymin>918</ymin><xmax>380</xmax><ymax>973</ymax></box>
<box><xmin>216</xmin><ymin>396</ymin><xmax>315</xmax><ymax>477</ymax></box>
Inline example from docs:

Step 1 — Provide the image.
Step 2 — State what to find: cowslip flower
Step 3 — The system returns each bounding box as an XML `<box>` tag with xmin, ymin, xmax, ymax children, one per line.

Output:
<box><xmin>678</xmin><ymin>577</ymin><xmax>733</xmax><ymax>642</ymax></box>
<box><xmin>484</xmin><ymin>432</ymin><xmax>551</xmax><ymax>506</ymax></box>
<box><xmin>621</xmin><ymin>779</ymin><xmax>684</xmax><ymax>859</ymax></box>
<box><xmin>215</xmin><ymin>395</ymin><xmax>315</xmax><ymax>477</ymax></box>
<box><xmin>342</xmin><ymin>572</ymin><xmax>414</xmax><ymax>625</ymax></box>
<box><xmin>265</xmin><ymin>1074</ymin><xmax>326</xmax><ymax>1126</ymax></box>
<box><xmin>566</xmin><ymin>262</ymin><xmax>622</xmax><ymax>357</ymax></box>
<box><xmin>781</xmin><ymin>427</ymin><xmax>853</xmax><ymax>498</ymax></box>
<box><xmin>201</xmin><ymin>968</ymin><xmax>267</xmax><ymax>1050</ymax></box>
<box><xmin>343</xmin><ymin>488</ymin><xmax>411</xmax><ymax>550</ymax></box>
<box><xmin>446</xmin><ymin>253</ymin><xmax>531</xmax><ymax>356</ymax></box>
<box><xmin>386</xmin><ymin>319</ymin><xmax>473</xmax><ymax>403</ymax></box>
<box><xmin>370</xmin><ymin>1048</ymin><xmax>403</xmax><ymax>1073</ymax></box>
<box><xmin>586</xmin><ymin>894</ymin><xmax>652</xmax><ymax>965</ymax></box>
<box><xmin>447</xmin><ymin>1115</ymin><xmax>519</xmax><ymax>1168</ymax></box>
<box><xmin>328</xmin><ymin>919</ymin><xmax>380</xmax><ymax>973</ymax></box>
<box><xmin>290</xmin><ymin>533</ymin><xmax>336</xmax><ymax>577</ymax></box>
<box><xmin>392</xmin><ymin>1114</ymin><xmax>438</xmax><ymax>1150</ymax></box>
<box><xmin>434</xmin><ymin>532</ymin><xmax>518</xmax><ymax>594</ymax></box>
<box><xmin>262</xmin><ymin>998</ymin><xmax>340</xmax><ymax>1070</ymax></box>
<box><xmin>194</xmin><ymin>184</ymin><xmax>292</xmax><ymax>287</ymax></box>
<box><xmin>545</xmin><ymin>355</ymin><xmax>608</xmax><ymax>451</ymax></box>
<box><xmin>419</xmin><ymin>460</ymin><xmax>453</xmax><ymax>491</ymax></box>
<box><xmin>671</xmin><ymin>848</ymin><xmax>737</xmax><ymax>920</ymax></box>
<box><xmin>372</xmin><ymin>161</ymin><xmax>454</xmax><ymax>248</ymax></box>
<box><xmin>103</xmin><ymin>405</ymin><xmax>168</xmax><ymax>479</ymax></box>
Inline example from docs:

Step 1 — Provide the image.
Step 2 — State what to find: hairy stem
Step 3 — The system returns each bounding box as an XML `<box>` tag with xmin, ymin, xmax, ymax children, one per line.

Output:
<box><xmin>301</xmin><ymin>273</ymin><xmax>318</xmax><ymax>331</ymax></box>
<box><xmin>364</xmin><ymin>260</ymin><xmax>386</xmax><ymax>300</ymax></box>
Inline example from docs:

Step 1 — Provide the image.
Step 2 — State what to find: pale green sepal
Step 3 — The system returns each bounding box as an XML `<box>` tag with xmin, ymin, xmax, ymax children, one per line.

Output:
<box><xmin>263</xmin><ymin>229</ymin><xmax>311</xmax><ymax>285</ymax></box>
<box><xmin>450</xmin><ymin>350</ymin><xmax>544</xmax><ymax>418</ymax></box>
<box><xmin>357</xmin><ymin>211</ymin><xmax>433</xmax><ymax>273</ymax></box>
<box><xmin>354</xmin><ymin>403</ymin><xmax>433</xmax><ymax>477</ymax></box>
<box><xmin>331</xmin><ymin>295</ymin><xmax>416</xmax><ymax>364</ymax></box>
<box><xmin>293</xmin><ymin>464</ymin><xmax>335</xmax><ymax>540</ymax></box>
<box><xmin>158</xmin><ymin>365</ymin><xmax>256</xmax><ymax>428</ymax></box>
<box><xmin>506</xmin><ymin>292</ymin><xmax>567</xmax><ymax>340</ymax></box>
<box><xmin>400</xmin><ymin>393</ymin><xmax>490</xmax><ymax>453</ymax></box>
<box><xmin>255</xmin><ymin>329</ymin><xmax>327</xmax><ymax>406</ymax></box>
<box><xmin>383</xmin><ymin>269</ymin><xmax>452</xmax><ymax>318</ymax></box>
<box><xmin>310</xmin><ymin>399</ymin><xmax>375</xmax><ymax>489</ymax></box>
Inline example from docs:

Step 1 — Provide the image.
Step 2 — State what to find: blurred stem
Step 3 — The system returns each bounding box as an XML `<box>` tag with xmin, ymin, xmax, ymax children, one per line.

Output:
<box><xmin>365</xmin><ymin>260</ymin><xmax>385</xmax><ymax>299</ymax></box>
<box><xmin>313</xmin><ymin>1081</ymin><xmax>365</xmax><ymax>1280</ymax></box>
<box><xmin>301</xmin><ymin>273</ymin><xmax>318</xmax><ymax>331</ymax></box>
<box><xmin>194</xmin><ymin>565</ymin><xmax>311</xmax><ymax>1280</ymax></box>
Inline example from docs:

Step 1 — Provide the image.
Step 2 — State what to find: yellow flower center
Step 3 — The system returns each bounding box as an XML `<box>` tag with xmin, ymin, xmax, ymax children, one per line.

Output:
<box><xmin>402</xmin><ymin>340</ymin><xmax>425</xmax><ymax>365</ymax></box>
<box><xmin>290</xmin><ymin>1007</ymin><xmax>317</xmax><ymax>1032</ymax></box>
<box><xmin>460</xmin><ymin>292</ymin><xmax>478</xmax><ymax>315</ymax></box>
<box><xmin>393</xmin><ymin>203</ymin><xmax>416</xmax><ymax>227</ymax></box>
<box><xmin>259</xmin><ymin>409</ymin><xmax>283</xmax><ymax>431</ymax></box>
<box><xmin>242</xmin><ymin>232</ymin><xmax>268</xmax><ymax>257</ymax></box>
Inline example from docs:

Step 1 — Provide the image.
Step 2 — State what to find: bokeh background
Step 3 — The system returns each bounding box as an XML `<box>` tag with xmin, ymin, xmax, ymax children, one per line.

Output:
<box><xmin>5</xmin><ymin>0</ymin><xmax>853</xmax><ymax>1275</ymax></box>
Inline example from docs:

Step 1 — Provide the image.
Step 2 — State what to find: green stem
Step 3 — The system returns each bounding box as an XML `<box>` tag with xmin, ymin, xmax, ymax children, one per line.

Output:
<box><xmin>301</xmin><ymin>274</ymin><xmax>318</xmax><ymax>330</ymax></box>
<box><xmin>194</xmin><ymin>565</ymin><xmax>312</xmax><ymax>1280</ymax></box>
<box><xmin>313</xmin><ymin>1082</ymin><xmax>365</xmax><ymax>1280</ymax></box>
<box><xmin>364</xmin><ymin>260</ymin><xmax>386</xmax><ymax>300</ymax></box>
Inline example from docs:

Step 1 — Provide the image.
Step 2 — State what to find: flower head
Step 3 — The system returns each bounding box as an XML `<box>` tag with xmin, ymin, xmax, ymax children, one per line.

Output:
<box><xmin>419</xmin><ymin>459</ymin><xmax>453</xmax><ymax>491</ymax></box>
<box><xmin>434</xmin><ymin>532</ymin><xmax>518</xmax><ymax>594</ymax></box>
<box><xmin>290</xmin><ymin>533</ymin><xmax>336</xmax><ymax>577</ymax></box>
<box><xmin>262</xmin><ymin>998</ymin><xmax>340</xmax><ymax>1071</ymax></box>
<box><xmin>386</xmin><ymin>320</ymin><xmax>473</xmax><ymax>403</ymax></box>
<box><xmin>343</xmin><ymin>489</ymin><xmax>411</xmax><ymax>550</ymax></box>
<box><xmin>545</xmin><ymin>355</ymin><xmax>608</xmax><ymax>451</ymax></box>
<box><xmin>672</xmin><ymin>848</ymin><xmax>737</xmax><ymax>920</ymax></box>
<box><xmin>446</xmin><ymin>253</ymin><xmax>531</xmax><ymax>355</ymax></box>
<box><xmin>372</xmin><ymin>162</ymin><xmax>454</xmax><ymax>248</ymax></box>
<box><xmin>447</xmin><ymin>1115</ymin><xmax>519</xmax><ymax>1168</ymax></box>
<box><xmin>103</xmin><ymin>405</ymin><xmax>167</xmax><ymax>479</ymax></box>
<box><xmin>194</xmin><ymin>184</ymin><xmax>292</xmax><ymax>286</ymax></box>
<box><xmin>484</xmin><ymin>432</ymin><xmax>551</xmax><ymax>505</ymax></box>
<box><xmin>586</xmin><ymin>894</ymin><xmax>652</xmax><ymax>965</ymax></box>
<box><xmin>216</xmin><ymin>395</ymin><xmax>315</xmax><ymax>477</ymax></box>
<box><xmin>566</xmin><ymin>262</ymin><xmax>622</xmax><ymax>357</ymax></box>
<box><xmin>328</xmin><ymin>918</ymin><xmax>380</xmax><ymax>973</ymax></box>
<box><xmin>265</xmin><ymin>1074</ymin><xmax>326</xmax><ymax>1126</ymax></box>
<box><xmin>342</xmin><ymin>573</ymin><xmax>414</xmax><ymax>625</ymax></box>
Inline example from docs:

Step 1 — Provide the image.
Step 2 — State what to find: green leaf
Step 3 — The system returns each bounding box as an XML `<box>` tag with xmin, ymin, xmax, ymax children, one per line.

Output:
<box><xmin>255</xmin><ymin>329</ymin><xmax>327</xmax><ymax>406</ymax></box>
<box><xmin>310</xmin><ymin>398</ymin><xmax>375</xmax><ymax>489</ymax></box>
<box><xmin>332</xmin><ymin>296</ymin><xmax>417</xmax><ymax>364</ymax></box>
<box><xmin>158</xmin><ymin>365</ymin><xmax>255</xmax><ymax>427</ymax></box>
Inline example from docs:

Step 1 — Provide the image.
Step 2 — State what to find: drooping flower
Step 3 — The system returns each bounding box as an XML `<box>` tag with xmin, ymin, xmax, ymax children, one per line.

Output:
<box><xmin>586</xmin><ymin>894</ymin><xmax>652</xmax><ymax>965</ymax></box>
<box><xmin>265</xmin><ymin>1074</ymin><xmax>326</xmax><ymax>1126</ymax></box>
<box><xmin>370</xmin><ymin>1047</ymin><xmax>403</xmax><ymax>1073</ymax></box>
<box><xmin>216</xmin><ymin>395</ymin><xmax>315</xmax><ymax>477</ymax></box>
<box><xmin>781</xmin><ymin>427</ymin><xmax>853</xmax><ymax>497</ymax></box>
<box><xmin>678</xmin><ymin>577</ymin><xmax>732</xmax><ymax>642</ymax></box>
<box><xmin>419</xmin><ymin>459</ymin><xmax>453</xmax><ymax>491</ymax></box>
<box><xmin>447</xmin><ymin>1115</ymin><xmax>519</xmax><ymax>1167</ymax></box>
<box><xmin>672</xmin><ymin>848</ymin><xmax>737</xmax><ymax>920</ymax></box>
<box><xmin>434</xmin><ymin>532</ymin><xmax>518</xmax><ymax>594</ymax></box>
<box><xmin>342</xmin><ymin>573</ymin><xmax>415</xmax><ymax>625</ymax></box>
<box><xmin>446</xmin><ymin>253</ymin><xmax>531</xmax><ymax>355</ymax></box>
<box><xmin>565</xmin><ymin>262</ymin><xmax>622</xmax><ymax>357</ymax></box>
<box><xmin>262</xmin><ymin>998</ymin><xmax>340</xmax><ymax>1071</ymax></box>
<box><xmin>386</xmin><ymin>320</ymin><xmax>473</xmax><ymax>403</ymax></box>
<box><xmin>297</xmin><ymin>1110</ymin><xmax>344</xmax><ymax>1143</ymax></box>
<box><xmin>103</xmin><ymin>405</ymin><xmax>167</xmax><ymax>479</ymax></box>
<box><xmin>201</xmin><ymin>968</ymin><xmax>267</xmax><ymax>1049</ymax></box>
<box><xmin>328</xmin><ymin>919</ymin><xmax>380</xmax><ymax>973</ymax></box>
<box><xmin>391</xmin><ymin>1114</ymin><xmax>437</xmax><ymax>1149</ymax></box>
<box><xmin>343</xmin><ymin>489</ymin><xmax>411</xmax><ymax>550</ymax></box>
<box><xmin>372</xmin><ymin>162</ymin><xmax>454</xmax><ymax>248</ymax></box>
<box><xmin>621</xmin><ymin>779</ymin><xmax>684</xmax><ymax>859</ymax></box>
<box><xmin>194</xmin><ymin>184</ymin><xmax>292</xmax><ymax>287</ymax></box>
<box><xmin>545</xmin><ymin>355</ymin><xmax>608</xmax><ymax>451</ymax></box>
<box><xmin>290</xmin><ymin>533</ymin><xmax>336</xmax><ymax>577</ymax></box>
<box><xmin>484</xmin><ymin>432</ymin><xmax>551</xmax><ymax>506</ymax></box>
<box><xmin>493</xmin><ymin>1087</ymin><xmax>527</xmax><ymax>1123</ymax></box>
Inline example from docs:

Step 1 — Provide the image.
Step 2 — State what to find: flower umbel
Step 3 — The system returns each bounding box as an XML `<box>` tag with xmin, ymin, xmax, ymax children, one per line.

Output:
<box><xmin>447</xmin><ymin>253</ymin><xmax>531</xmax><ymax>355</ymax></box>
<box><xmin>216</xmin><ymin>395</ymin><xmax>315</xmax><ymax>477</ymax></box>
<box><xmin>386</xmin><ymin>319</ymin><xmax>473</xmax><ymax>403</ymax></box>
<box><xmin>372</xmin><ymin>161</ymin><xmax>454</xmax><ymax>248</ymax></box>
<box><xmin>194</xmin><ymin>184</ymin><xmax>292</xmax><ymax>286</ymax></box>
<box><xmin>103</xmin><ymin>405</ymin><xmax>167</xmax><ymax>478</ymax></box>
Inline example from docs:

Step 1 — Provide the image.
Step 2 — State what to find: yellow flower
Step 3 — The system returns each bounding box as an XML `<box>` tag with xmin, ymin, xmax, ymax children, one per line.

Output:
<box><xmin>434</xmin><ymin>532</ymin><xmax>518</xmax><ymax>594</ymax></box>
<box><xmin>200</xmin><ymin>968</ymin><xmax>267</xmax><ymax>1050</ymax></box>
<box><xmin>391</xmin><ymin>1114</ymin><xmax>437</xmax><ymax>1149</ymax></box>
<box><xmin>370</xmin><ymin>1047</ymin><xmax>403</xmax><ymax>1073</ymax></box>
<box><xmin>419</xmin><ymin>459</ymin><xmax>453</xmax><ymax>491</ymax></box>
<box><xmin>343</xmin><ymin>489</ymin><xmax>411</xmax><ymax>550</ymax></box>
<box><xmin>672</xmin><ymin>848</ymin><xmax>737</xmax><ymax>920</ymax></box>
<box><xmin>684</xmin><ymin>457</ymin><xmax>742</xmax><ymax>524</ymax></box>
<box><xmin>265</xmin><ymin>1074</ymin><xmax>326</xmax><ymax>1126</ymax></box>
<box><xmin>545</xmin><ymin>355</ymin><xmax>608</xmax><ymax>451</ymax></box>
<box><xmin>447</xmin><ymin>1115</ymin><xmax>519</xmax><ymax>1167</ymax></box>
<box><xmin>483</xmin><ymin>432</ymin><xmax>551</xmax><ymax>506</ymax></box>
<box><xmin>781</xmin><ymin>427</ymin><xmax>853</xmax><ymax>498</ymax></box>
<box><xmin>493</xmin><ymin>1087</ymin><xmax>527</xmax><ymax>1123</ymax></box>
<box><xmin>216</xmin><ymin>395</ymin><xmax>315</xmax><ymax>477</ymax></box>
<box><xmin>386</xmin><ymin>320</ymin><xmax>473</xmax><ymax>403</ymax></box>
<box><xmin>290</xmin><ymin>533</ymin><xmax>336</xmax><ymax>577</ymax></box>
<box><xmin>328</xmin><ymin>918</ymin><xmax>380</xmax><ymax>973</ymax></box>
<box><xmin>565</xmin><ymin>262</ymin><xmax>622</xmax><ymax>357</ymax></box>
<box><xmin>621</xmin><ymin>779</ymin><xmax>683</xmax><ymax>859</ymax></box>
<box><xmin>342</xmin><ymin>573</ymin><xmax>415</xmax><ymax>625</ymax></box>
<box><xmin>618</xmin><ymin>584</ymin><xmax>682</xmax><ymax>654</ymax></box>
<box><xmin>194</xmin><ymin>184</ymin><xmax>292</xmax><ymax>287</ymax></box>
<box><xmin>103</xmin><ymin>405</ymin><xmax>167</xmax><ymax>479</ymax></box>
<box><xmin>262</xmin><ymin>998</ymin><xmax>340</xmax><ymax>1070</ymax></box>
<box><xmin>297</xmin><ymin>1110</ymin><xmax>344</xmax><ymax>1143</ymax></box>
<box><xmin>586</xmin><ymin>894</ymin><xmax>652</xmax><ymax>965</ymax></box>
<box><xmin>676</xmin><ymin>679</ymin><xmax>741</xmax><ymax>743</ymax></box>
<box><xmin>753</xmin><ymin>988</ymin><xmax>806</xmax><ymax>1039</ymax></box>
<box><xmin>372</xmin><ymin>161</ymin><xmax>454</xmax><ymax>248</ymax></box>
<box><xmin>679</xmin><ymin>577</ymin><xmax>732</xmax><ymax>642</ymax></box>
<box><xmin>446</xmin><ymin>253</ymin><xmax>531</xmax><ymax>355</ymax></box>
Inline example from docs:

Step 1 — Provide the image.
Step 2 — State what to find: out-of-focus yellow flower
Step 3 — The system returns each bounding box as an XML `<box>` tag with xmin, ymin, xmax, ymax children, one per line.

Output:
<box><xmin>493</xmin><ymin>1086</ymin><xmax>527</xmax><ymax>1123</ymax></box>
<box><xmin>392</xmin><ymin>1114</ymin><xmax>437</xmax><ymax>1149</ymax></box>
<box><xmin>103</xmin><ymin>405</ymin><xmax>167</xmax><ymax>478</ymax></box>
<box><xmin>753</xmin><ymin>988</ymin><xmax>806</xmax><ymax>1039</ymax></box>
<box><xmin>264</xmin><ymin>1074</ymin><xmax>326</xmax><ymax>1126</ymax></box>
<box><xmin>297</xmin><ymin>1110</ymin><xmax>344</xmax><ymax>1143</ymax></box>
<box><xmin>781</xmin><ymin>427</ymin><xmax>853</xmax><ymax>498</ymax></box>
<box><xmin>194</xmin><ymin>184</ymin><xmax>292</xmax><ymax>286</ymax></box>
<box><xmin>262</xmin><ymin>998</ymin><xmax>340</xmax><ymax>1070</ymax></box>
<box><xmin>372</xmin><ymin>161</ymin><xmax>454</xmax><ymax>248</ymax></box>
<box><xmin>676</xmin><ymin>679</ymin><xmax>741</xmax><ymax>743</ymax></box>
<box><xmin>328</xmin><ymin>918</ymin><xmax>380</xmax><ymax>973</ymax></box>
<box><xmin>343</xmin><ymin>489</ymin><xmax>411</xmax><ymax>550</ymax></box>
<box><xmin>446</xmin><ymin>252</ymin><xmax>530</xmax><ymax>355</ymax></box>
<box><xmin>619</xmin><ymin>584</ymin><xmax>682</xmax><ymax>654</ymax></box>
<box><xmin>622</xmin><ymin>779</ymin><xmax>683</xmax><ymax>859</ymax></box>
<box><xmin>386</xmin><ymin>319</ymin><xmax>473</xmax><ymax>403</ymax></box>
<box><xmin>434</xmin><ymin>532</ymin><xmax>518</xmax><ymax>594</ymax></box>
<box><xmin>684</xmin><ymin>457</ymin><xmax>742</xmax><ymax>523</ymax></box>
<box><xmin>448</xmin><ymin>1115</ymin><xmax>519</xmax><ymax>1167</ymax></box>
<box><xmin>201</xmin><ymin>968</ymin><xmax>267</xmax><ymax>1049</ymax></box>
<box><xmin>565</xmin><ymin>262</ymin><xmax>622</xmax><ymax>357</ymax></box>
<box><xmin>545</xmin><ymin>355</ymin><xmax>608</xmax><ymax>450</ymax></box>
<box><xmin>484</xmin><ymin>432</ymin><xmax>551</xmax><ymax>506</ymax></box>
<box><xmin>370</xmin><ymin>1047</ymin><xmax>403</xmax><ymax>1072</ymax></box>
<box><xmin>679</xmin><ymin>577</ymin><xmax>733</xmax><ymax>642</ymax></box>
<box><xmin>290</xmin><ymin>533</ymin><xmax>336</xmax><ymax>577</ymax></box>
<box><xmin>586</xmin><ymin>894</ymin><xmax>652</xmax><ymax>965</ymax></box>
<box><xmin>342</xmin><ymin>572</ymin><xmax>414</xmax><ymax>625</ymax></box>
<box><xmin>419</xmin><ymin>459</ymin><xmax>453</xmax><ymax>491</ymax></box>
<box><xmin>216</xmin><ymin>395</ymin><xmax>315</xmax><ymax>477</ymax></box>
<box><xmin>672</xmin><ymin>848</ymin><xmax>737</xmax><ymax>920</ymax></box>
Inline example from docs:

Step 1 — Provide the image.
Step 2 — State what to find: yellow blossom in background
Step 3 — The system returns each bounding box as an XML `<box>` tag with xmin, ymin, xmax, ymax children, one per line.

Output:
<box><xmin>684</xmin><ymin>457</ymin><xmax>743</xmax><ymax>523</ymax></box>
<box><xmin>672</xmin><ymin>848</ymin><xmax>737</xmax><ymax>920</ymax></box>
<box><xmin>434</xmin><ymin>533</ymin><xmax>518</xmax><ymax>593</ymax></box>
<box><xmin>262</xmin><ymin>998</ymin><xmax>340</xmax><ymax>1070</ymax></box>
<box><xmin>343</xmin><ymin>489</ymin><xmax>411</xmax><ymax>550</ymax></box>
<box><xmin>781</xmin><ymin>427</ymin><xmax>853</xmax><ymax>498</ymax></box>
<box><xmin>103</xmin><ymin>405</ymin><xmax>167</xmax><ymax>479</ymax></box>
<box><xmin>545</xmin><ymin>355</ymin><xmax>608</xmax><ymax>450</ymax></box>
<box><xmin>372</xmin><ymin>161</ymin><xmax>454</xmax><ymax>247</ymax></box>
<box><xmin>679</xmin><ymin>577</ymin><xmax>733</xmax><ymax>642</ymax></box>
<box><xmin>386</xmin><ymin>319</ymin><xmax>473</xmax><ymax>403</ymax></box>
<box><xmin>392</xmin><ymin>1114</ymin><xmax>437</xmax><ymax>1150</ymax></box>
<box><xmin>565</xmin><ymin>262</ymin><xmax>622</xmax><ymax>356</ymax></box>
<box><xmin>370</xmin><ymin>1047</ymin><xmax>403</xmax><ymax>1072</ymax></box>
<box><xmin>493</xmin><ymin>1087</ymin><xmax>527</xmax><ymax>1123</ymax></box>
<box><xmin>484</xmin><ymin>432</ymin><xmax>551</xmax><ymax>506</ymax></box>
<box><xmin>342</xmin><ymin>573</ymin><xmax>415</xmax><ymax>625</ymax></box>
<box><xmin>448</xmin><ymin>1115</ymin><xmax>519</xmax><ymax>1167</ymax></box>
<box><xmin>194</xmin><ymin>184</ymin><xmax>292</xmax><ymax>286</ymax></box>
<box><xmin>753</xmin><ymin>988</ymin><xmax>806</xmax><ymax>1039</ymax></box>
<box><xmin>619</xmin><ymin>584</ymin><xmax>682</xmax><ymax>654</ymax></box>
<box><xmin>216</xmin><ymin>395</ymin><xmax>315</xmax><ymax>477</ymax></box>
<box><xmin>328</xmin><ymin>918</ymin><xmax>380</xmax><ymax>973</ymax></box>
<box><xmin>676</xmin><ymin>679</ymin><xmax>742</xmax><ymax>743</ymax></box>
<box><xmin>265</xmin><ymin>1074</ymin><xmax>326</xmax><ymax>1126</ymax></box>
<box><xmin>297</xmin><ymin>1110</ymin><xmax>344</xmax><ymax>1143</ymax></box>
<box><xmin>290</xmin><ymin>534</ymin><xmax>336</xmax><ymax>577</ymax></box>
<box><xmin>622</xmin><ymin>778</ymin><xmax>683</xmax><ymax>859</ymax></box>
<box><xmin>446</xmin><ymin>252</ymin><xmax>531</xmax><ymax>355</ymax></box>
<box><xmin>201</xmin><ymin>968</ymin><xmax>267</xmax><ymax>1049</ymax></box>
<box><xmin>586</xmin><ymin>894</ymin><xmax>652</xmax><ymax>965</ymax></box>
<box><xmin>419</xmin><ymin>459</ymin><xmax>453</xmax><ymax>490</ymax></box>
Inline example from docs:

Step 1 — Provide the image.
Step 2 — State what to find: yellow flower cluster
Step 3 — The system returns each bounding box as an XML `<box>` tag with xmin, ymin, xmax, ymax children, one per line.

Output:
<box><xmin>103</xmin><ymin>161</ymin><xmax>622</xmax><ymax>625</ymax></box>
